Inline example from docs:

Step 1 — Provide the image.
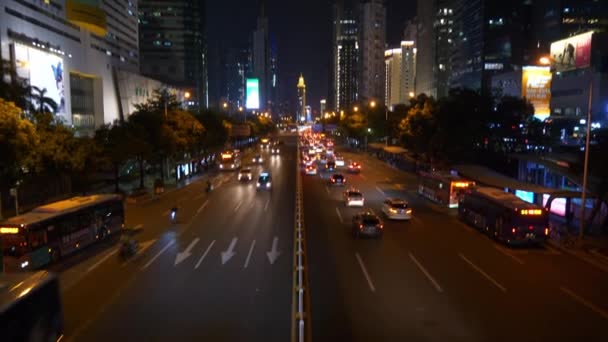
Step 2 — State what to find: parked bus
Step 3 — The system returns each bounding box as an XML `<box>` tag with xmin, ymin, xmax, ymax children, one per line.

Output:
<box><xmin>1</xmin><ymin>194</ymin><xmax>124</xmax><ymax>272</ymax></box>
<box><xmin>218</xmin><ymin>150</ymin><xmax>241</xmax><ymax>171</ymax></box>
<box><xmin>418</xmin><ymin>171</ymin><xmax>475</xmax><ymax>208</ymax></box>
<box><xmin>0</xmin><ymin>271</ymin><xmax>63</xmax><ymax>341</ymax></box>
<box><xmin>458</xmin><ymin>186</ymin><xmax>549</xmax><ymax>245</ymax></box>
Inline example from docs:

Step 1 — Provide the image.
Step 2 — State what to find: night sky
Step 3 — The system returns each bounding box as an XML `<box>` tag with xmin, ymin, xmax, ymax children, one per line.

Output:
<box><xmin>207</xmin><ymin>0</ymin><xmax>416</xmax><ymax>113</ymax></box>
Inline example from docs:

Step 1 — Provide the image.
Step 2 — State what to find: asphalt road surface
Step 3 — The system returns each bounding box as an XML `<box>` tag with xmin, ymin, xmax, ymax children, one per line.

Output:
<box><xmin>58</xmin><ymin>136</ymin><xmax>296</xmax><ymax>341</ymax></box>
<box><xmin>304</xmin><ymin>146</ymin><xmax>608</xmax><ymax>342</ymax></box>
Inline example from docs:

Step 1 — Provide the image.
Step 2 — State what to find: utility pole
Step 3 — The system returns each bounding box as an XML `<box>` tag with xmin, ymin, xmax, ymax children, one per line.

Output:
<box><xmin>579</xmin><ymin>81</ymin><xmax>593</xmax><ymax>246</ymax></box>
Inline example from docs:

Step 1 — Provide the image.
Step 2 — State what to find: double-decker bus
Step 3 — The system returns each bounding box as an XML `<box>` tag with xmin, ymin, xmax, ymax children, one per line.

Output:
<box><xmin>218</xmin><ymin>150</ymin><xmax>241</xmax><ymax>171</ymax></box>
<box><xmin>458</xmin><ymin>187</ymin><xmax>549</xmax><ymax>245</ymax></box>
<box><xmin>0</xmin><ymin>271</ymin><xmax>63</xmax><ymax>341</ymax></box>
<box><xmin>1</xmin><ymin>194</ymin><xmax>124</xmax><ymax>272</ymax></box>
<box><xmin>418</xmin><ymin>171</ymin><xmax>475</xmax><ymax>208</ymax></box>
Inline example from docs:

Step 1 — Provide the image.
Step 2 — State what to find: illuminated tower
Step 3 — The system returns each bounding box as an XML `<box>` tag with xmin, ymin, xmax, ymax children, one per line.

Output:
<box><xmin>297</xmin><ymin>73</ymin><xmax>306</xmax><ymax>122</ymax></box>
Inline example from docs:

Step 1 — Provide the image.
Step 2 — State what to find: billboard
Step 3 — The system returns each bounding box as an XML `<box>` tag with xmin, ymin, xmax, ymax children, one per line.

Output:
<box><xmin>246</xmin><ymin>78</ymin><xmax>260</xmax><ymax>109</ymax></box>
<box><xmin>550</xmin><ymin>31</ymin><xmax>593</xmax><ymax>72</ymax></box>
<box><xmin>230</xmin><ymin>124</ymin><xmax>251</xmax><ymax>137</ymax></box>
<box><xmin>14</xmin><ymin>44</ymin><xmax>66</xmax><ymax>119</ymax></box>
<box><xmin>522</xmin><ymin>66</ymin><xmax>552</xmax><ymax>120</ymax></box>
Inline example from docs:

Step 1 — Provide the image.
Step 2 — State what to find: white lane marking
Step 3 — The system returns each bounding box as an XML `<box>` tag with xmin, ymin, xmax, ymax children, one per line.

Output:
<box><xmin>87</xmin><ymin>248</ymin><xmax>119</xmax><ymax>273</ymax></box>
<box><xmin>264</xmin><ymin>199</ymin><xmax>270</xmax><ymax>211</ymax></box>
<box><xmin>244</xmin><ymin>240</ymin><xmax>256</xmax><ymax>268</ymax></box>
<box><xmin>561</xmin><ymin>286</ymin><xmax>608</xmax><ymax>321</ymax></box>
<box><xmin>141</xmin><ymin>240</ymin><xmax>175</xmax><ymax>270</ymax></box>
<box><xmin>360</xmin><ymin>174</ymin><xmax>367</xmax><ymax>180</ymax></box>
<box><xmin>325</xmin><ymin>186</ymin><xmax>330</xmax><ymax>195</ymax></box>
<box><xmin>409</xmin><ymin>253</ymin><xmax>443</xmax><ymax>293</ymax></box>
<box><xmin>335</xmin><ymin>207</ymin><xmax>344</xmax><ymax>223</ymax></box>
<box><xmin>234</xmin><ymin>200</ymin><xmax>243</xmax><ymax>212</ymax></box>
<box><xmin>196</xmin><ymin>200</ymin><xmax>209</xmax><ymax>215</ymax></box>
<box><xmin>133</xmin><ymin>224</ymin><xmax>143</xmax><ymax>230</ymax></box>
<box><xmin>376</xmin><ymin>186</ymin><xmax>385</xmax><ymax>196</ymax></box>
<box><xmin>494</xmin><ymin>245</ymin><xmax>525</xmax><ymax>265</ymax></box>
<box><xmin>458</xmin><ymin>253</ymin><xmax>506</xmax><ymax>292</ymax></box>
<box><xmin>355</xmin><ymin>253</ymin><xmax>376</xmax><ymax>293</ymax></box>
<box><xmin>195</xmin><ymin>240</ymin><xmax>216</xmax><ymax>269</ymax></box>
<box><xmin>249</xmin><ymin>202</ymin><xmax>256</xmax><ymax>209</ymax></box>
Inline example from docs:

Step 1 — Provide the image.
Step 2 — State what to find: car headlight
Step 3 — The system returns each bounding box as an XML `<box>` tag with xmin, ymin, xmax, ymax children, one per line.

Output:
<box><xmin>389</xmin><ymin>208</ymin><xmax>398</xmax><ymax>214</ymax></box>
<box><xmin>256</xmin><ymin>182</ymin><xmax>261</xmax><ymax>187</ymax></box>
<box><xmin>231</xmin><ymin>164</ymin><xmax>234</xmax><ymax>168</ymax></box>
<box><xmin>220</xmin><ymin>164</ymin><xmax>224</xmax><ymax>168</ymax></box>
<box><xmin>252</xmin><ymin>158</ymin><xmax>256</xmax><ymax>162</ymax></box>
<box><xmin>267</xmin><ymin>182</ymin><xmax>271</xmax><ymax>187</ymax></box>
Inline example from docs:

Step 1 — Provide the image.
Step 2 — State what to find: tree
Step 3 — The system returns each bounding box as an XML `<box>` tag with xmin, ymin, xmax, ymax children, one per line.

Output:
<box><xmin>95</xmin><ymin>123</ymin><xmax>134</xmax><ymax>192</ymax></box>
<box><xmin>0</xmin><ymin>99</ymin><xmax>39</xmax><ymax>187</ymax></box>
<box><xmin>0</xmin><ymin>59</ymin><xmax>29</xmax><ymax>110</ymax></box>
<box><xmin>398</xmin><ymin>96</ymin><xmax>437</xmax><ymax>159</ymax></box>
<box><xmin>196</xmin><ymin>110</ymin><xmax>229</xmax><ymax>149</ymax></box>
<box><xmin>341</xmin><ymin>112</ymin><xmax>367</xmax><ymax>140</ymax></box>
<box><xmin>29</xmin><ymin>86</ymin><xmax>58</xmax><ymax>114</ymax></box>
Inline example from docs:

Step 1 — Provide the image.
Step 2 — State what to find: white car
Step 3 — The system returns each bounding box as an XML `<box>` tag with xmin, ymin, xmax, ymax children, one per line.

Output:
<box><xmin>382</xmin><ymin>198</ymin><xmax>412</xmax><ymax>220</ymax></box>
<box><xmin>343</xmin><ymin>189</ymin><xmax>364</xmax><ymax>207</ymax></box>
<box><xmin>305</xmin><ymin>165</ymin><xmax>318</xmax><ymax>175</ymax></box>
<box><xmin>308</xmin><ymin>149</ymin><xmax>316</xmax><ymax>156</ymax></box>
<box><xmin>335</xmin><ymin>156</ymin><xmax>345</xmax><ymax>167</ymax></box>
<box><xmin>238</xmin><ymin>168</ymin><xmax>253</xmax><ymax>182</ymax></box>
<box><xmin>315</xmin><ymin>146</ymin><xmax>324</xmax><ymax>153</ymax></box>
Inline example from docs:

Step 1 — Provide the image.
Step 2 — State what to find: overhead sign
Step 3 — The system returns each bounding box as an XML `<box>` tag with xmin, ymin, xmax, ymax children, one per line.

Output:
<box><xmin>230</xmin><ymin>124</ymin><xmax>251</xmax><ymax>137</ymax></box>
<box><xmin>246</xmin><ymin>78</ymin><xmax>260</xmax><ymax>110</ymax></box>
<box><xmin>522</xmin><ymin>66</ymin><xmax>552</xmax><ymax>120</ymax></box>
<box><xmin>550</xmin><ymin>31</ymin><xmax>593</xmax><ymax>72</ymax></box>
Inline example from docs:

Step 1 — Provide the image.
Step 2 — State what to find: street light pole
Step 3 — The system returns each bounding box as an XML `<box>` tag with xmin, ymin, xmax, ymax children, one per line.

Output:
<box><xmin>385</xmin><ymin>106</ymin><xmax>389</xmax><ymax>147</ymax></box>
<box><xmin>579</xmin><ymin>81</ymin><xmax>593</xmax><ymax>246</ymax></box>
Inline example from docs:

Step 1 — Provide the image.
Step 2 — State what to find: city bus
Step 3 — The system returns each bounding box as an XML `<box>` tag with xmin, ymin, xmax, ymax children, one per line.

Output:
<box><xmin>0</xmin><ymin>271</ymin><xmax>63</xmax><ymax>341</ymax></box>
<box><xmin>458</xmin><ymin>186</ymin><xmax>549</xmax><ymax>245</ymax></box>
<box><xmin>260</xmin><ymin>137</ymin><xmax>271</xmax><ymax>149</ymax></box>
<box><xmin>418</xmin><ymin>171</ymin><xmax>475</xmax><ymax>208</ymax></box>
<box><xmin>1</xmin><ymin>194</ymin><xmax>124</xmax><ymax>272</ymax></box>
<box><xmin>218</xmin><ymin>150</ymin><xmax>241</xmax><ymax>171</ymax></box>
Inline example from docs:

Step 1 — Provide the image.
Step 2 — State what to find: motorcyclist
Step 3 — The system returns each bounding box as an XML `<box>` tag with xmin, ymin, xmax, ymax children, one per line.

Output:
<box><xmin>170</xmin><ymin>207</ymin><xmax>178</xmax><ymax>222</ymax></box>
<box><xmin>206</xmin><ymin>180</ymin><xmax>213</xmax><ymax>192</ymax></box>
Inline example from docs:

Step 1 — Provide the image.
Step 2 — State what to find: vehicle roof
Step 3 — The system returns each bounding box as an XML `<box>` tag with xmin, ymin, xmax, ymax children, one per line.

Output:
<box><xmin>332</xmin><ymin>173</ymin><xmax>344</xmax><ymax>177</ymax></box>
<box><xmin>471</xmin><ymin>186</ymin><xmax>540</xmax><ymax>210</ymax></box>
<box><xmin>0</xmin><ymin>271</ymin><xmax>56</xmax><ymax>312</ymax></box>
<box><xmin>1</xmin><ymin>194</ymin><xmax>122</xmax><ymax>227</ymax></box>
<box><xmin>240</xmin><ymin>168</ymin><xmax>252</xmax><ymax>172</ymax></box>
<box><xmin>387</xmin><ymin>198</ymin><xmax>408</xmax><ymax>204</ymax></box>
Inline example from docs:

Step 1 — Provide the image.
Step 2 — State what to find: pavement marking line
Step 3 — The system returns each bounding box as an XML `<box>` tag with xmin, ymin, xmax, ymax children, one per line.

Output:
<box><xmin>561</xmin><ymin>286</ymin><xmax>608</xmax><ymax>321</ymax></box>
<box><xmin>360</xmin><ymin>174</ymin><xmax>367</xmax><ymax>180</ymax></box>
<box><xmin>194</xmin><ymin>193</ymin><xmax>205</xmax><ymax>201</ymax></box>
<box><xmin>458</xmin><ymin>253</ymin><xmax>507</xmax><ymax>292</ymax></box>
<box><xmin>86</xmin><ymin>248</ymin><xmax>119</xmax><ymax>273</ymax></box>
<box><xmin>335</xmin><ymin>207</ymin><xmax>344</xmax><ymax>223</ymax></box>
<box><xmin>244</xmin><ymin>240</ymin><xmax>256</xmax><ymax>268</ymax></box>
<box><xmin>196</xmin><ymin>200</ymin><xmax>209</xmax><ymax>215</ymax></box>
<box><xmin>195</xmin><ymin>240</ymin><xmax>216</xmax><ymax>269</ymax></box>
<box><xmin>376</xmin><ymin>186</ymin><xmax>385</xmax><ymax>196</ymax></box>
<box><xmin>325</xmin><ymin>186</ymin><xmax>330</xmax><ymax>195</ymax></box>
<box><xmin>141</xmin><ymin>240</ymin><xmax>175</xmax><ymax>270</ymax></box>
<box><xmin>264</xmin><ymin>199</ymin><xmax>270</xmax><ymax>211</ymax></box>
<box><xmin>409</xmin><ymin>252</ymin><xmax>444</xmax><ymax>293</ymax></box>
<box><xmin>355</xmin><ymin>253</ymin><xmax>376</xmax><ymax>293</ymax></box>
<box><xmin>234</xmin><ymin>200</ymin><xmax>243</xmax><ymax>212</ymax></box>
<box><xmin>494</xmin><ymin>245</ymin><xmax>525</xmax><ymax>265</ymax></box>
<box><xmin>133</xmin><ymin>224</ymin><xmax>143</xmax><ymax>230</ymax></box>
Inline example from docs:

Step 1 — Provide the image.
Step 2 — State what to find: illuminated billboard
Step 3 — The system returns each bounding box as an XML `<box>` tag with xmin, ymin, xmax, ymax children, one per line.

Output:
<box><xmin>14</xmin><ymin>44</ymin><xmax>66</xmax><ymax>118</ymax></box>
<box><xmin>550</xmin><ymin>31</ymin><xmax>593</xmax><ymax>72</ymax></box>
<box><xmin>522</xmin><ymin>66</ymin><xmax>552</xmax><ymax>120</ymax></box>
<box><xmin>246</xmin><ymin>78</ymin><xmax>260</xmax><ymax>109</ymax></box>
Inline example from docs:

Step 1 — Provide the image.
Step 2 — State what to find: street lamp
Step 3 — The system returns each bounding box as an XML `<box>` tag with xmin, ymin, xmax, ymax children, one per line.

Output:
<box><xmin>184</xmin><ymin>91</ymin><xmax>191</xmax><ymax>99</ymax></box>
<box><xmin>222</xmin><ymin>102</ymin><xmax>228</xmax><ymax>110</ymax></box>
<box><xmin>353</xmin><ymin>106</ymin><xmax>359</xmax><ymax>112</ymax></box>
<box><xmin>409</xmin><ymin>92</ymin><xmax>415</xmax><ymax>98</ymax></box>
<box><xmin>370</xmin><ymin>101</ymin><xmax>376</xmax><ymax>108</ymax></box>
<box><xmin>539</xmin><ymin>56</ymin><xmax>551</xmax><ymax>65</ymax></box>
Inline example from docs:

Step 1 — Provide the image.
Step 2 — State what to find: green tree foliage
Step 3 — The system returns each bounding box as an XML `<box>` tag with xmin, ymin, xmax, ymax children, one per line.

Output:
<box><xmin>341</xmin><ymin>112</ymin><xmax>367</xmax><ymax>139</ymax></box>
<box><xmin>196</xmin><ymin>110</ymin><xmax>229</xmax><ymax>149</ymax></box>
<box><xmin>0</xmin><ymin>59</ymin><xmax>29</xmax><ymax>109</ymax></box>
<box><xmin>398</xmin><ymin>97</ymin><xmax>437</xmax><ymax>158</ymax></box>
<box><xmin>0</xmin><ymin>99</ymin><xmax>39</xmax><ymax>186</ymax></box>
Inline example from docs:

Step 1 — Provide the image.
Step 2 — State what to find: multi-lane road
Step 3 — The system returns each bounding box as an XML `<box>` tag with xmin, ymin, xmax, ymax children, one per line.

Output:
<box><xmin>304</xmin><ymin>147</ymin><xmax>608</xmax><ymax>341</ymax></box>
<box><xmin>58</xmin><ymin>137</ymin><xmax>297</xmax><ymax>341</ymax></box>
<box><xmin>54</xmin><ymin>134</ymin><xmax>608</xmax><ymax>341</ymax></box>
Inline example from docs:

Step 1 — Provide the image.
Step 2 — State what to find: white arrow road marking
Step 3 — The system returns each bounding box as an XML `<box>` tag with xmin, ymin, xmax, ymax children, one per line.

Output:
<box><xmin>234</xmin><ymin>201</ymin><xmax>243</xmax><ymax>212</ymax></box>
<box><xmin>196</xmin><ymin>200</ymin><xmax>209</xmax><ymax>215</ymax></box>
<box><xmin>335</xmin><ymin>207</ymin><xmax>344</xmax><ymax>224</ymax></box>
<box><xmin>264</xmin><ymin>199</ymin><xmax>270</xmax><ymax>211</ymax></box>
<box><xmin>141</xmin><ymin>240</ymin><xmax>175</xmax><ymax>270</ymax></box>
<box><xmin>266</xmin><ymin>237</ymin><xmax>281</xmax><ymax>265</ymax></box>
<box><xmin>221</xmin><ymin>238</ymin><xmax>238</xmax><ymax>265</ymax></box>
<box><xmin>174</xmin><ymin>238</ymin><xmax>200</xmax><ymax>266</ymax></box>
<box><xmin>244</xmin><ymin>240</ymin><xmax>256</xmax><ymax>268</ymax></box>
<box><xmin>195</xmin><ymin>240</ymin><xmax>215</xmax><ymax>269</ymax></box>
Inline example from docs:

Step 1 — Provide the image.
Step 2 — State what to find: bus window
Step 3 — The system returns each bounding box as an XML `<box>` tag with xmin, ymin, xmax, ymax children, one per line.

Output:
<box><xmin>28</xmin><ymin>230</ymin><xmax>47</xmax><ymax>250</ymax></box>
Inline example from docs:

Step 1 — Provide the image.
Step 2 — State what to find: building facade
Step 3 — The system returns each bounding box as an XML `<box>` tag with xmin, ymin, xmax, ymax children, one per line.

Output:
<box><xmin>359</xmin><ymin>0</ymin><xmax>386</xmax><ymax>102</ymax></box>
<box><xmin>0</xmin><ymin>0</ymin><xmax>157</xmax><ymax>136</ymax></box>
<box><xmin>332</xmin><ymin>0</ymin><xmax>359</xmax><ymax>112</ymax></box>
<box><xmin>416</xmin><ymin>0</ymin><xmax>454</xmax><ymax>99</ymax></box>
<box><xmin>138</xmin><ymin>0</ymin><xmax>208</xmax><ymax>110</ymax></box>
<box><xmin>297</xmin><ymin>74</ymin><xmax>306</xmax><ymax>122</ymax></box>
<box><xmin>385</xmin><ymin>41</ymin><xmax>416</xmax><ymax>109</ymax></box>
<box><xmin>252</xmin><ymin>1</ymin><xmax>272</xmax><ymax>112</ymax></box>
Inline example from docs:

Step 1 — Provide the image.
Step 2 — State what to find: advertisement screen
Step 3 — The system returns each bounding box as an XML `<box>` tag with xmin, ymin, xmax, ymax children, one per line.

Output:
<box><xmin>522</xmin><ymin>66</ymin><xmax>552</xmax><ymax>120</ymax></box>
<box><xmin>550</xmin><ymin>31</ymin><xmax>593</xmax><ymax>72</ymax></box>
<box><xmin>246</xmin><ymin>78</ymin><xmax>260</xmax><ymax>109</ymax></box>
<box><xmin>14</xmin><ymin>44</ymin><xmax>66</xmax><ymax>118</ymax></box>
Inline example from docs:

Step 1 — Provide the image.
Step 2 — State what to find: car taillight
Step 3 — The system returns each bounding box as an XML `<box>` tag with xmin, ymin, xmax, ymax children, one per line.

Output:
<box><xmin>359</xmin><ymin>224</ymin><xmax>363</xmax><ymax>230</ymax></box>
<box><xmin>357</xmin><ymin>165</ymin><xmax>361</xmax><ymax>169</ymax></box>
<box><xmin>512</xmin><ymin>227</ymin><xmax>516</xmax><ymax>234</ymax></box>
<box><xmin>529</xmin><ymin>226</ymin><xmax>534</xmax><ymax>230</ymax></box>
<box><xmin>378</xmin><ymin>224</ymin><xmax>383</xmax><ymax>229</ymax></box>
<box><xmin>544</xmin><ymin>228</ymin><xmax>549</xmax><ymax>236</ymax></box>
<box><xmin>331</xmin><ymin>179</ymin><xmax>335</xmax><ymax>182</ymax></box>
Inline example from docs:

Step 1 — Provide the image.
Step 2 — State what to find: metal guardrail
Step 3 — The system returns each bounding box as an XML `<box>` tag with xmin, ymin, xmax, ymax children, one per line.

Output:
<box><xmin>292</xmin><ymin>142</ymin><xmax>312</xmax><ymax>342</ymax></box>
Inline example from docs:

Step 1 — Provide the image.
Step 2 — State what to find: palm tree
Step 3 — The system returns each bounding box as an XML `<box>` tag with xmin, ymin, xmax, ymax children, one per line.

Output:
<box><xmin>0</xmin><ymin>58</ymin><xmax>29</xmax><ymax>109</ymax></box>
<box><xmin>29</xmin><ymin>85</ymin><xmax>58</xmax><ymax>114</ymax></box>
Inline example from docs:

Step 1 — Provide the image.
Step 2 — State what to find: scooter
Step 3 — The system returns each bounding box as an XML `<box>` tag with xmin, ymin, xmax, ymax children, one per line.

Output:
<box><xmin>119</xmin><ymin>238</ymin><xmax>139</xmax><ymax>259</ymax></box>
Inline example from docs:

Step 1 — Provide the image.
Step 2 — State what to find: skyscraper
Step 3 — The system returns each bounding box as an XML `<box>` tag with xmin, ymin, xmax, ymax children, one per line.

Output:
<box><xmin>385</xmin><ymin>41</ymin><xmax>416</xmax><ymax>108</ymax></box>
<box><xmin>416</xmin><ymin>0</ymin><xmax>454</xmax><ymax>99</ymax></box>
<box><xmin>359</xmin><ymin>0</ymin><xmax>386</xmax><ymax>102</ymax></box>
<box><xmin>332</xmin><ymin>0</ymin><xmax>359</xmax><ymax>112</ymax></box>
<box><xmin>224</xmin><ymin>48</ymin><xmax>252</xmax><ymax>110</ymax></box>
<box><xmin>139</xmin><ymin>0</ymin><xmax>208</xmax><ymax>109</ymax></box>
<box><xmin>253</xmin><ymin>1</ymin><xmax>272</xmax><ymax>112</ymax></box>
<box><xmin>297</xmin><ymin>74</ymin><xmax>307</xmax><ymax>122</ymax></box>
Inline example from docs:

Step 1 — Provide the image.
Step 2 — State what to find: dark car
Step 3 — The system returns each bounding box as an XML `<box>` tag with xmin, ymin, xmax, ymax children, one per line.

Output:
<box><xmin>352</xmin><ymin>210</ymin><xmax>384</xmax><ymax>238</ymax></box>
<box><xmin>252</xmin><ymin>155</ymin><xmax>264</xmax><ymax>164</ymax></box>
<box><xmin>347</xmin><ymin>161</ymin><xmax>362</xmax><ymax>173</ymax></box>
<box><xmin>256</xmin><ymin>172</ymin><xmax>272</xmax><ymax>191</ymax></box>
<box><xmin>329</xmin><ymin>173</ymin><xmax>346</xmax><ymax>186</ymax></box>
<box><xmin>325</xmin><ymin>160</ymin><xmax>336</xmax><ymax>171</ymax></box>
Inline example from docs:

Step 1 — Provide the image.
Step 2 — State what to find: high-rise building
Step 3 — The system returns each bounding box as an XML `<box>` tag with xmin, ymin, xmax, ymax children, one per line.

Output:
<box><xmin>416</xmin><ymin>0</ymin><xmax>454</xmax><ymax>99</ymax></box>
<box><xmin>139</xmin><ymin>0</ymin><xmax>208</xmax><ymax>109</ymax></box>
<box><xmin>385</xmin><ymin>41</ymin><xmax>416</xmax><ymax>108</ymax></box>
<box><xmin>359</xmin><ymin>0</ymin><xmax>386</xmax><ymax>102</ymax></box>
<box><xmin>252</xmin><ymin>1</ymin><xmax>272</xmax><ymax>112</ymax></box>
<box><xmin>0</xmin><ymin>0</ymin><xmax>153</xmax><ymax>134</ymax></box>
<box><xmin>224</xmin><ymin>48</ymin><xmax>252</xmax><ymax>110</ymax></box>
<box><xmin>332</xmin><ymin>0</ymin><xmax>359</xmax><ymax>112</ymax></box>
<box><xmin>297</xmin><ymin>74</ymin><xmax>306</xmax><ymax>122</ymax></box>
<box><xmin>320</xmin><ymin>99</ymin><xmax>327</xmax><ymax>116</ymax></box>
